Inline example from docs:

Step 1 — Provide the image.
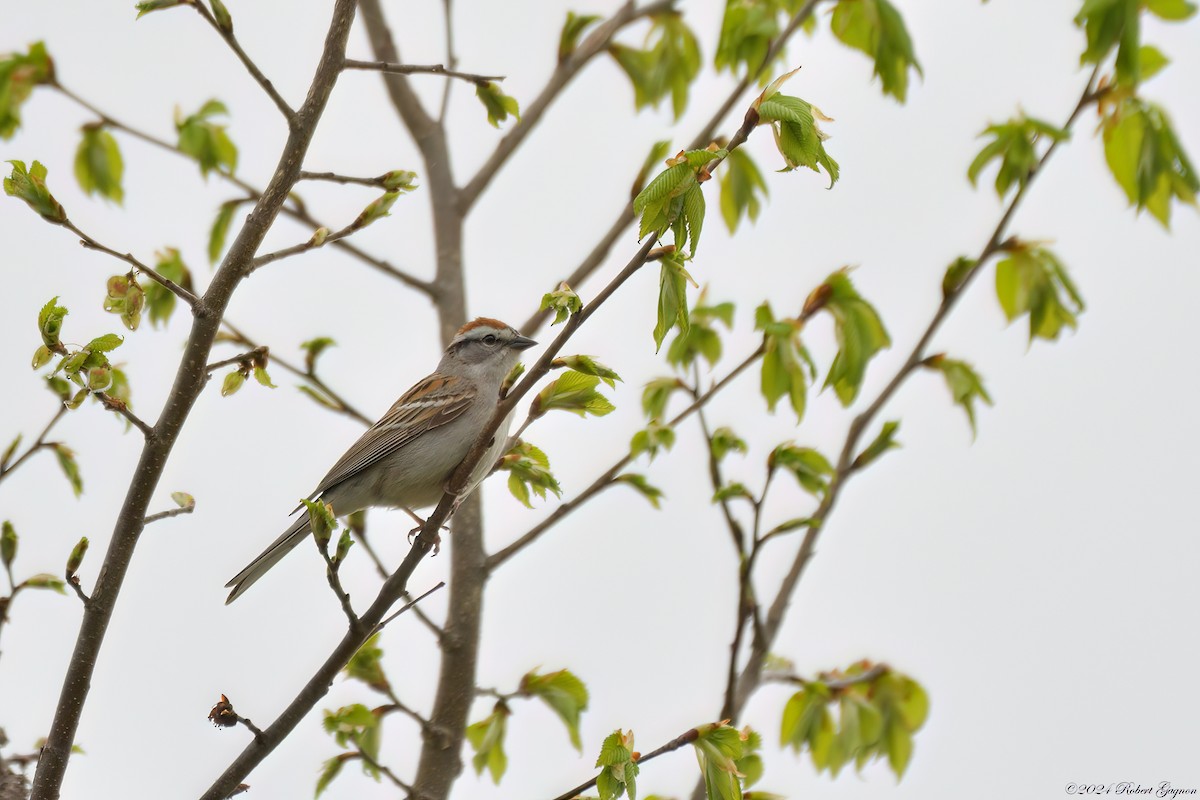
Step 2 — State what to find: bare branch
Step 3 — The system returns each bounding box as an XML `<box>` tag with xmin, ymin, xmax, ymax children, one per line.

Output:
<box><xmin>343</xmin><ymin>58</ymin><xmax>502</xmax><ymax>85</ymax></box>
<box><xmin>61</xmin><ymin>220</ymin><xmax>200</xmax><ymax>309</ymax></box>
<box><xmin>192</xmin><ymin>1</ymin><xmax>296</xmax><ymax>121</ymax></box>
<box><xmin>143</xmin><ymin>503</ymin><xmax>195</xmax><ymax>526</ymax></box>
<box><xmin>375</xmin><ymin>581</ymin><xmax>445</xmax><ymax>633</ymax></box>
<box><xmin>458</xmin><ymin>0</ymin><xmax>676</xmax><ymax>213</ymax></box>
<box><xmin>65</xmin><ymin>577</ymin><xmax>90</xmax><ymax>607</ymax></box>
<box><xmin>297</xmin><ymin>170</ymin><xmax>387</xmax><ymax>188</ymax></box>
<box><xmin>92</xmin><ymin>391</ymin><xmax>155</xmax><ymax>438</ymax></box>
<box><xmin>438</xmin><ymin>0</ymin><xmax>457</xmax><ymax>122</ymax></box>
<box><xmin>205</xmin><ymin>345</ymin><xmax>268</xmax><ymax>375</ymax></box>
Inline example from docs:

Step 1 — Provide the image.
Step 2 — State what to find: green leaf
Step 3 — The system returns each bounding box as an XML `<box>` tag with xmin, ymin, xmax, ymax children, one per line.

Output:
<box><xmin>353</xmin><ymin>191</ymin><xmax>401</xmax><ymax>228</ymax></box>
<box><xmin>135</xmin><ymin>0</ymin><xmax>186</xmax><ymax>17</ymax></box>
<box><xmin>770</xmin><ymin>444</ymin><xmax>834</xmax><ymax>496</ymax></box>
<box><xmin>0</xmin><ymin>42</ymin><xmax>54</xmax><ymax>140</ymax></box>
<box><xmin>559</xmin><ymin>12</ymin><xmax>603</xmax><ymax>61</ymax></box>
<box><xmin>830</xmin><ymin>0</ymin><xmax>922</xmax><ymax>102</ymax></box>
<box><xmin>1</xmin><ymin>436</ymin><xmax>20</xmax><ymax>472</ymax></box>
<box><xmin>820</xmin><ymin>270</ymin><xmax>891</xmax><ymax>406</ymax></box>
<box><xmin>633</xmin><ymin>157</ymin><xmax>698</xmax><ymax>244</ymax></box>
<box><xmin>540</xmin><ymin>283</ymin><xmax>583</xmax><ymax>325</ymax></box>
<box><xmin>301</xmin><ymin>499</ymin><xmax>338</xmax><ymax>549</ymax></box>
<box><xmin>713</xmin><ymin>482</ymin><xmax>755</xmax><ymax>504</ymax></box>
<box><xmin>994</xmin><ymin>244</ymin><xmax>1085</xmax><ymax>341</ymax></box>
<box><xmin>475</xmin><ymin>81</ymin><xmax>520</xmax><ymax>128</ymax></box>
<box><xmin>1137</xmin><ymin>44</ymin><xmax>1170</xmax><ymax>82</ymax></box>
<box><xmin>1146</xmin><ymin>0</ymin><xmax>1197</xmax><ymax>19</ymax></box>
<box><xmin>531</xmin><ymin>370</ymin><xmax>616</xmax><ymax>418</ymax></box>
<box><xmin>924</xmin><ymin>355</ymin><xmax>993</xmax><ymax>435</ymax></box>
<box><xmin>208</xmin><ymin>199</ymin><xmax>242</xmax><ymax>265</ymax></box>
<box><xmin>667</xmin><ymin>296</ymin><xmax>734</xmax><ymax>369</ymax></box>
<box><xmin>4</xmin><ymin>160</ymin><xmax>65</xmax><ymax>221</ymax></box>
<box><xmin>852</xmin><ymin>420</ymin><xmax>900</xmax><ymax>471</ymax></box>
<box><xmin>609</xmin><ymin>12</ymin><xmax>701</xmax><ymax>119</ymax></box>
<box><xmin>466</xmin><ymin>703</ymin><xmax>510</xmax><ymax>784</ymax></box>
<box><xmin>38</xmin><ymin>296</ymin><xmax>69</xmax><ymax>351</ymax></box>
<box><xmin>221</xmin><ymin>370</ymin><xmax>246</xmax><ymax>397</ymax></box>
<box><xmin>632</xmin><ymin>139</ymin><xmax>673</xmax><ymax>198</ymax></box>
<box><xmin>755</xmin><ymin>95</ymin><xmax>840</xmax><ymax>185</ymax></box>
<box><xmin>379</xmin><ymin>169</ymin><xmax>417</xmax><ymax>192</ymax></box>
<box><xmin>595</xmin><ymin>730</ymin><xmax>639</xmax><ymax>800</ymax></box>
<box><xmin>641</xmin><ymin>377</ymin><xmax>684</xmax><ymax>420</ymax></box>
<box><xmin>300</xmin><ymin>337</ymin><xmax>336</xmax><ymax>373</ymax></box>
<box><xmin>941</xmin><ymin>256</ymin><xmax>977</xmax><ymax>298</ymax></box>
<box><xmin>144</xmin><ymin>248</ymin><xmax>192</xmax><ymax>327</ymax></box>
<box><xmin>521</xmin><ymin>668</ymin><xmax>590</xmax><ymax>751</ymax></box>
<box><xmin>74</xmin><ymin>126</ymin><xmax>124</xmax><ymax>204</ymax></box>
<box><xmin>719</xmin><ymin>148</ymin><xmax>769</xmax><ymax>233</ymax></box>
<box><xmin>967</xmin><ymin>114</ymin><xmax>1069</xmax><ymax>198</ymax></box>
<box><xmin>755</xmin><ymin>302</ymin><xmax>815</xmax><ymax>421</ymax></box>
<box><xmin>171</xmin><ymin>491</ymin><xmax>195</xmax><ymax>508</ymax></box>
<box><xmin>715</xmin><ymin>0</ymin><xmax>790</xmax><ymax>82</ymax></box>
<box><xmin>692</xmin><ymin>722</ymin><xmax>746</xmax><ymax>800</ymax></box>
<box><xmin>614</xmin><ymin>473</ymin><xmax>664</xmax><ymax>509</ymax></box>
<box><xmin>21</xmin><ymin>573</ymin><xmax>66</xmax><ymax>594</ymax></box>
<box><xmin>552</xmin><ymin>355</ymin><xmax>621</xmax><ymax>387</ymax></box>
<box><xmin>498</xmin><ymin>440</ymin><xmax>562</xmax><ymax>508</ymax></box>
<box><xmin>629</xmin><ymin>422</ymin><xmax>676</xmax><ymax>461</ymax></box>
<box><xmin>710</xmin><ymin>426</ymin><xmax>748</xmax><ymax>461</ymax></box>
<box><xmin>253</xmin><ymin>366</ymin><xmax>276</xmax><ymax>388</ymax></box>
<box><xmin>298</xmin><ymin>384</ymin><xmax>341</xmax><ymax>412</ymax></box>
<box><xmin>52</xmin><ymin>443</ymin><xmax>82</xmax><ymax>496</ymax></box>
<box><xmin>175</xmin><ymin>99</ymin><xmax>238</xmax><ymax>176</ymax></box>
<box><xmin>1102</xmin><ymin>98</ymin><xmax>1198</xmax><ymax>228</ymax></box>
<box><xmin>653</xmin><ymin>253</ymin><xmax>694</xmax><ymax>351</ymax></box>
<box><xmin>1</xmin><ymin>520</ymin><xmax>17</xmax><ymax>569</ymax></box>
<box><xmin>344</xmin><ymin>633</ymin><xmax>390</xmax><ymax>692</ymax></box>
<box><xmin>314</xmin><ymin>756</ymin><xmax>345</xmax><ymax>798</ymax></box>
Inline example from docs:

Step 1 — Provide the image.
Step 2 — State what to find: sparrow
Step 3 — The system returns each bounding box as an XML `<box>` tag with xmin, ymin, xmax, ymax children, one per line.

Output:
<box><xmin>224</xmin><ymin>318</ymin><xmax>536</xmax><ymax>603</ymax></box>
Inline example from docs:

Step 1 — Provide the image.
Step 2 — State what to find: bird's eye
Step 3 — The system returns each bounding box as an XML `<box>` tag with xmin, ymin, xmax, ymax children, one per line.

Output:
<box><xmin>483</xmin><ymin>334</ymin><xmax>498</xmax><ymax>345</ymax></box>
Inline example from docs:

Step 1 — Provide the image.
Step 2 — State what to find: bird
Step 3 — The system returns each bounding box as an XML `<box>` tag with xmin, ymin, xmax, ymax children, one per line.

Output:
<box><xmin>224</xmin><ymin>318</ymin><xmax>537</xmax><ymax>603</ymax></box>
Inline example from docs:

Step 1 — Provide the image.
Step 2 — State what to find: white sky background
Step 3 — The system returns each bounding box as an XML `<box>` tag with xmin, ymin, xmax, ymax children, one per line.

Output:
<box><xmin>1</xmin><ymin>1</ymin><xmax>1199</xmax><ymax>798</ymax></box>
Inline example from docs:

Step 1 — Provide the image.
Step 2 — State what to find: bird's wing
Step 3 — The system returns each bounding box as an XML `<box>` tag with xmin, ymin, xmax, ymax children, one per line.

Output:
<box><xmin>304</xmin><ymin>373</ymin><xmax>477</xmax><ymax>501</ymax></box>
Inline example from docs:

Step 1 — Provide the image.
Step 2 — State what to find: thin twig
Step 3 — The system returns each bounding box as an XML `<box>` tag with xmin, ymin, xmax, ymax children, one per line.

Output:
<box><xmin>297</xmin><ymin>171</ymin><xmax>387</xmax><ymax>188</ymax></box>
<box><xmin>548</xmin><ymin>725</ymin><xmax>702</xmax><ymax>800</ymax></box>
<box><xmin>205</xmin><ymin>346</ymin><xmax>268</xmax><ymax>375</ymax></box>
<box><xmin>352</xmin><ymin>749</ymin><xmax>412</xmax><ymax>792</ymax></box>
<box><xmin>192</xmin><ymin>2</ymin><xmax>296</xmax><ymax>121</ymax></box>
<box><xmin>343</xmin><ymin>58</ymin><xmax>502</xmax><ymax>84</ymax></box>
<box><xmin>0</xmin><ymin>406</ymin><xmax>67</xmax><ymax>487</ymax></box>
<box><xmin>143</xmin><ymin>503</ymin><xmax>195</xmax><ymax>526</ymax></box>
<box><xmin>378</xmin><ymin>696</ymin><xmax>431</xmax><ymax>730</ymax></box>
<box><xmin>93</xmin><ymin>391</ymin><xmax>155</xmax><ymax>439</ymax></box>
<box><xmin>438</xmin><ymin>0</ymin><xmax>457</xmax><ymax>122</ymax></box>
<box><xmin>765</xmin><ymin>663</ymin><xmax>889</xmax><ymax>690</ymax></box>
<box><xmin>374</xmin><ymin>581</ymin><xmax>445</xmax><ymax>632</ymax></box>
<box><xmin>66</xmin><ymin>577</ymin><xmax>90</xmax><ymax>607</ymax></box>
<box><xmin>250</xmin><ymin>220</ymin><xmax>359</xmax><ymax>271</ymax></box>
<box><xmin>315</xmin><ymin>538</ymin><xmax>361</xmax><ymax>632</ymax></box>
<box><xmin>62</xmin><ymin>220</ymin><xmax>200</xmax><ymax>308</ymax></box>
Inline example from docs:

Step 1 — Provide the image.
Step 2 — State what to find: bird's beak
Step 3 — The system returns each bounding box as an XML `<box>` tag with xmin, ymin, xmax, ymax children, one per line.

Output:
<box><xmin>511</xmin><ymin>335</ymin><xmax>538</xmax><ymax>351</ymax></box>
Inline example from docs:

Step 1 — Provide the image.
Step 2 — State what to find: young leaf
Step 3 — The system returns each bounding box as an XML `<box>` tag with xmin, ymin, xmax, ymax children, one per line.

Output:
<box><xmin>967</xmin><ymin>114</ymin><xmax>1069</xmax><ymax>198</ymax></box>
<box><xmin>608</xmin><ymin>12</ymin><xmax>701</xmax><ymax>119</ymax></box>
<box><xmin>530</xmin><ymin>370</ymin><xmax>616</xmax><ymax>418</ymax></box>
<box><xmin>221</xmin><ymin>370</ymin><xmax>245</xmax><ymax>397</ymax></box>
<box><xmin>540</xmin><ymin>282</ymin><xmax>583</xmax><ymax>325</ymax></box>
<box><xmin>668</xmin><ymin>297</ymin><xmax>735</xmax><ymax>369</ymax></box>
<box><xmin>819</xmin><ymin>270</ymin><xmax>891</xmax><ymax>406</ymax></box>
<box><xmin>552</xmin><ymin>355</ymin><xmax>621</xmax><ymax>387</ymax></box>
<box><xmin>314</xmin><ymin>756</ymin><xmax>346</xmax><ymax>798</ymax></box>
<box><xmin>49</xmin><ymin>443</ymin><xmax>83</xmax><ymax>497</ymax></box>
<box><xmin>144</xmin><ymin>248</ymin><xmax>192</xmax><ymax>327</ymax></box>
<box><xmin>171</xmin><ymin>491</ymin><xmax>195</xmax><ymax>509</ymax></box>
<box><xmin>0</xmin><ymin>42</ymin><xmax>54</xmax><ymax>139</ymax></box>
<box><xmin>344</xmin><ymin>633</ymin><xmax>390</xmax><ymax>693</ymax></box>
<box><xmin>65</xmin><ymin>536</ymin><xmax>89</xmax><ymax>578</ymax></box>
<box><xmin>755</xmin><ymin>95</ymin><xmax>839</xmax><ymax>185</ymax></box>
<box><xmin>498</xmin><ymin>440</ymin><xmax>562</xmax><ymax>509</ymax></box>
<box><xmin>1</xmin><ymin>520</ymin><xmax>17</xmax><ymax>569</ymax></box>
<box><xmin>994</xmin><ymin>244</ymin><xmax>1085</xmax><ymax>341</ymax></box>
<box><xmin>1101</xmin><ymin>98</ymin><xmax>1198</xmax><ymax>228</ymax></box>
<box><xmin>942</xmin><ymin>256</ymin><xmax>977</xmax><ymax>298</ymax></box>
<box><xmin>301</xmin><ymin>499</ymin><xmax>338</xmax><ymax>550</ymax></box>
<box><xmin>175</xmin><ymin>99</ymin><xmax>238</xmax><ymax>176</ymax></box>
<box><xmin>755</xmin><ymin>302</ymin><xmax>816</xmax><ymax>421</ymax></box>
<box><xmin>642</xmin><ymin>376</ymin><xmax>685</xmax><ymax>420</ymax></box>
<box><xmin>710</xmin><ymin>426</ymin><xmax>748</xmax><ymax>462</ymax></box>
<box><xmin>719</xmin><ymin>148</ymin><xmax>769</xmax><ymax>232</ymax></box>
<box><xmin>475</xmin><ymin>81</ymin><xmax>520</xmax><ymax>128</ymax></box>
<box><xmin>353</xmin><ymin>190</ymin><xmax>401</xmax><ymax>228</ymax></box>
<box><xmin>629</xmin><ymin>422</ymin><xmax>676</xmax><ymax>461</ymax></box>
<box><xmin>208</xmin><ymin>199</ymin><xmax>243</xmax><ymax>265</ymax></box>
<box><xmin>715</xmin><ymin>0</ymin><xmax>789</xmax><ymax>82</ymax></box>
<box><xmin>74</xmin><ymin>125</ymin><xmax>124</xmax><ymax>204</ymax></box>
<box><xmin>595</xmin><ymin>729</ymin><xmax>639</xmax><ymax>800</ymax></box>
<box><xmin>693</xmin><ymin>722</ymin><xmax>745</xmax><ymax>800</ymax></box>
<box><xmin>653</xmin><ymin>253</ymin><xmax>695</xmax><ymax>351</ymax></box>
<box><xmin>38</xmin><ymin>296</ymin><xmax>69</xmax><ymax>351</ymax></box>
<box><xmin>852</xmin><ymin>420</ymin><xmax>900</xmax><ymax>471</ymax></box>
<box><xmin>559</xmin><ymin>11</ymin><xmax>602</xmax><ymax>61</ymax></box>
<box><xmin>521</xmin><ymin>668</ymin><xmax>590</xmax><ymax>751</ymax></box>
<box><xmin>135</xmin><ymin>0</ymin><xmax>186</xmax><ymax>17</ymax></box>
<box><xmin>4</xmin><ymin>159</ymin><xmax>65</xmax><ymax>221</ymax></box>
<box><xmin>614</xmin><ymin>473</ymin><xmax>664</xmax><ymax>509</ymax></box>
<box><xmin>1</xmin><ymin>436</ymin><xmax>21</xmax><ymax>472</ymax></box>
<box><xmin>21</xmin><ymin>573</ymin><xmax>67</xmax><ymax>594</ymax></box>
<box><xmin>923</xmin><ymin>355</ymin><xmax>992</xmax><ymax>435</ymax></box>
<box><xmin>770</xmin><ymin>444</ymin><xmax>834</xmax><ymax>496</ymax></box>
<box><xmin>466</xmin><ymin>703</ymin><xmax>510</xmax><ymax>784</ymax></box>
<box><xmin>830</xmin><ymin>0</ymin><xmax>922</xmax><ymax>102</ymax></box>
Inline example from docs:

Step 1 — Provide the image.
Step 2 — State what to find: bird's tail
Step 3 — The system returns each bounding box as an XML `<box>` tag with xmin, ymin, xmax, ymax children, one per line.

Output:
<box><xmin>224</xmin><ymin>514</ymin><xmax>311</xmax><ymax>604</ymax></box>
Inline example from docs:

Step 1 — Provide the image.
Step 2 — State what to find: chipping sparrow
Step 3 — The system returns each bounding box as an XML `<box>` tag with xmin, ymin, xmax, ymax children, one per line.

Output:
<box><xmin>224</xmin><ymin>318</ymin><xmax>536</xmax><ymax>603</ymax></box>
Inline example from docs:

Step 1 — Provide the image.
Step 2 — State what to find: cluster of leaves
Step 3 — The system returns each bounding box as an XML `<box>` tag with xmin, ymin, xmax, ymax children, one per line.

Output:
<box><xmin>769</xmin><ymin>443</ymin><xmax>834</xmax><ymax>497</ymax></box>
<box><xmin>466</xmin><ymin>668</ymin><xmax>590</xmax><ymax>784</ymax></box>
<box><xmin>829</xmin><ymin>0</ymin><xmax>922</xmax><ymax>102</ymax></box>
<box><xmin>4</xmin><ymin>160</ymin><xmax>64</xmax><ymax>221</ymax></box>
<box><xmin>922</xmin><ymin>354</ymin><xmax>992</xmax><ymax>435</ymax></box>
<box><xmin>1101</xmin><ymin>98</ymin><xmax>1197</xmax><ymax>227</ymax></box>
<box><xmin>497</xmin><ymin>440</ymin><xmax>562</xmax><ymax>508</ymax></box>
<box><xmin>31</xmin><ymin>297</ymin><xmax>133</xmax><ymax>446</ymax></box>
<box><xmin>779</xmin><ymin>662</ymin><xmax>929</xmax><ymax>779</ymax></box>
<box><xmin>0</xmin><ymin>41</ymin><xmax>53</xmax><ymax>140</ymax></box>
<box><xmin>143</xmin><ymin>250</ymin><xmax>193</xmax><ymax>327</ymax></box>
<box><xmin>74</xmin><ymin>124</ymin><xmax>125</xmax><ymax>204</ymax></box>
<box><xmin>635</xmin><ymin>149</ymin><xmax>721</xmax><ymax>261</ymax></box>
<box><xmin>540</xmin><ymin>282</ymin><xmax>582</xmax><ymax>325</ymax></box>
<box><xmin>475</xmin><ymin>81</ymin><xmax>521</xmax><ymax>128</ymax></box>
<box><xmin>968</xmin><ymin>115</ymin><xmax>1069</xmax><ymax>199</ymax></box>
<box><xmin>1075</xmin><ymin>0</ymin><xmax>1195</xmax><ymax>87</ymax></box>
<box><xmin>609</xmin><ymin>12</ymin><xmax>701</xmax><ymax>120</ymax></box>
<box><xmin>715</xmin><ymin>0</ymin><xmax>815</xmax><ymax>82</ymax></box>
<box><xmin>176</xmin><ymin>99</ymin><xmax>237</xmax><ymax>176</ymax></box>
<box><xmin>316</xmin><ymin>704</ymin><xmax>383</xmax><ymax>796</ymax></box>
<box><xmin>754</xmin><ymin>302</ymin><xmax>815</xmax><ymax>420</ymax></box>
<box><xmin>219</xmin><ymin>346</ymin><xmax>277</xmax><ymax>399</ymax></box>
<box><xmin>994</xmin><ymin>242</ymin><xmax>1084</xmax><ymax>342</ymax></box>
<box><xmin>752</xmin><ymin>73</ymin><xmax>840</xmax><ymax>183</ymax></box>
<box><xmin>692</xmin><ymin>722</ymin><xmax>778</xmax><ymax>800</ymax></box>
<box><xmin>529</xmin><ymin>365</ymin><xmax>618</xmax><ymax>419</ymax></box>
<box><xmin>805</xmin><ymin>269</ymin><xmax>890</xmax><ymax>406</ymax></box>
<box><xmin>666</xmin><ymin>296</ymin><xmax>734</xmax><ymax>369</ymax></box>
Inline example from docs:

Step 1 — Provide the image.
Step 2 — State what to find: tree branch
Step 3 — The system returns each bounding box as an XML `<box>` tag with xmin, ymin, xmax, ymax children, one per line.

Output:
<box><xmin>61</xmin><ymin>219</ymin><xmax>200</xmax><ymax>309</ymax></box>
<box><xmin>30</xmin><ymin>3</ymin><xmax>360</xmax><ymax>796</ymax></box>
<box><xmin>343</xmin><ymin>58</ymin><xmax>502</xmax><ymax>85</ymax></box>
<box><xmin>297</xmin><ymin>170</ymin><xmax>389</xmax><ymax>188</ymax></box>
<box><xmin>458</xmin><ymin>0</ymin><xmax>677</xmax><ymax>213</ymax></box>
<box><xmin>0</xmin><ymin>407</ymin><xmax>67</xmax><ymax>488</ymax></box>
<box><xmin>192</xmin><ymin>1</ymin><xmax>296</xmax><ymax>121</ymax></box>
<box><xmin>92</xmin><ymin>391</ymin><xmax>155</xmax><ymax>439</ymax></box>
<box><xmin>548</xmin><ymin>725</ymin><xmax>703</xmax><ymax>800</ymax></box>
<box><xmin>142</xmin><ymin>503</ymin><xmax>195</xmax><ymax>526</ymax></box>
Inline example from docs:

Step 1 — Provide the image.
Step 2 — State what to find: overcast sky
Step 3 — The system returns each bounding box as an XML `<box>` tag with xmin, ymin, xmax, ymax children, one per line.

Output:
<box><xmin>2</xmin><ymin>1</ymin><xmax>1199</xmax><ymax>799</ymax></box>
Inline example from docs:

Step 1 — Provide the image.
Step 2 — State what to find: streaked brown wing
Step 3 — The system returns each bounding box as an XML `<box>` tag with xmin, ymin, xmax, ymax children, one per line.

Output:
<box><xmin>306</xmin><ymin>373</ymin><xmax>476</xmax><ymax>500</ymax></box>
